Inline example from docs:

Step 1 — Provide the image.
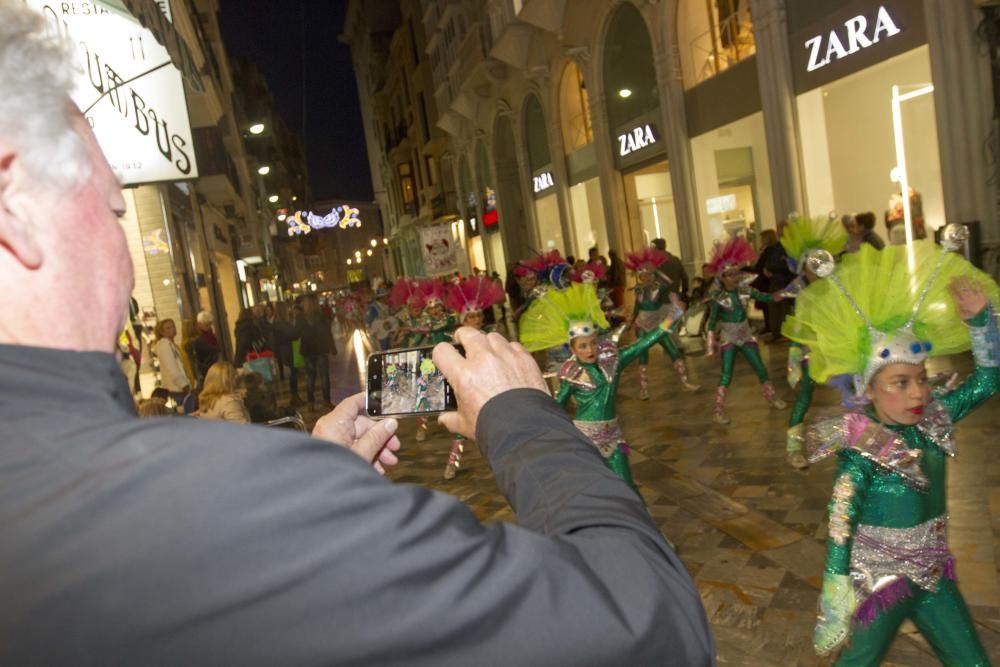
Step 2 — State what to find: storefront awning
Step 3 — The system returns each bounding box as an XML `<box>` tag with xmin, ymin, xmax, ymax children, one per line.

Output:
<box><xmin>96</xmin><ymin>0</ymin><xmax>204</xmax><ymax>93</ymax></box>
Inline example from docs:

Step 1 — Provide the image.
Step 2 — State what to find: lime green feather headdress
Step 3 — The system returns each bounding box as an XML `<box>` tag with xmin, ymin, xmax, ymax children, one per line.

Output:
<box><xmin>783</xmin><ymin>240</ymin><xmax>999</xmax><ymax>385</ymax></box>
<box><xmin>519</xmin><ymin>282</ymin><xmax>610</xmax><ymax>352</ymax></box>
<box><xmin>780</xmin><ymin>214</ymin><xmax>847</xmax><ymax>273</ymax></box>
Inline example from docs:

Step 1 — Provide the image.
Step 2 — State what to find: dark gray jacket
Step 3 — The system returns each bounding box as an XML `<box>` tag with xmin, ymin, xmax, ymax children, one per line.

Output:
<box><xmin>0</xmin><ymin>345</ymin><xmax>713</xmax><ymax>665</ymax></box>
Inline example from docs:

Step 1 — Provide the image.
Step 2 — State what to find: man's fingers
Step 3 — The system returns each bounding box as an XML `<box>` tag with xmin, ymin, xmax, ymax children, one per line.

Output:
<box><xmin>352</xmin><ymin>418</ymin><xmax>398</xmax><ymax>464</ymax></box>
<box><xmin>438</xmin><ymin>411</ymin><xmax>471</xmax><ymax>439</ymax></box>
<box><xmin>432</xmin><ymin>341</ymin><xmax>466</xmax><ymax>381</ymax></box>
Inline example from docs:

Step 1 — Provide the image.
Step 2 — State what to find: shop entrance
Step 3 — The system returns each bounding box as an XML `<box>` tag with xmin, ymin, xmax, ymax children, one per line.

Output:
<box><xmin>622</xmin><ymin>160</ymin><xmax>682</xmax><ymax>255</ymax></box>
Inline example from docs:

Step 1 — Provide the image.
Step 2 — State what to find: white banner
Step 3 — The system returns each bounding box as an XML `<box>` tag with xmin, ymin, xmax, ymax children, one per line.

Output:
<box><xmin>27</xmin><ymin>1</ymin><xmax>198</xmax><ymax>185</ymax></box>
<box><xmin>419</xmin><ymin>224</ymin><xmax>458</xmax><ymax>276</ymax></box>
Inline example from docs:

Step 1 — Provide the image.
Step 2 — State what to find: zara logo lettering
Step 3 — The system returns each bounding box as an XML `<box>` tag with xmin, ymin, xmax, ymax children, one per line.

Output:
<box><xmin>804</xmin><ymin>5</ymin><xmax>901</xmax><ymax>73</ymax></box>
<box><xmin>618</xmin><ymin>123</ymin><xmax>657</xmax><ymax>157</ymax></box>
<box><xmin>533</xmin><ymin>171</ymin><xmax>555</xmax><ymax>193</ymax></box>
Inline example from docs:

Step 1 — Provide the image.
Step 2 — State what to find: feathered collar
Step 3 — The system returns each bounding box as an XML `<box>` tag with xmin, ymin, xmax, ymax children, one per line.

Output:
<box><xmin>558</xmin><ymin>341</ymin><xmax>619</xmax><ymax>389</ymax></box>
<box><xmin>806</xmin><ymin>402</ymin><xmax>956</xmax><ymax>490</ymax></box>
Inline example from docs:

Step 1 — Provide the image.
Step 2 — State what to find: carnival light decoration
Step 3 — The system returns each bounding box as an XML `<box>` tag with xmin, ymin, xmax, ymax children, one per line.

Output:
<box><xmin>286</xmin><ymin>205</ymin><xmax>363</xmax><ymax>236</ymax></box>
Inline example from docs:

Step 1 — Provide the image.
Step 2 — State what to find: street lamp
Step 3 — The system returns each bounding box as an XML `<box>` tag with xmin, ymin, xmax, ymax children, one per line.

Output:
<box><xmin>248</xmin><ymin>123</ymin><xmax>265</xmax><ymax>135</ymax></box>
<box><xmin>347</xmin><ymin>259</ymin><xmax>352</xmax><ymax>265</ymax></box>
<box><xmin>382</xmin><ymin>238</ymin><xmax>388</xmax><ymax>245</ymax></box>
<box><xmin>366</xmin><ymin>249</ymin><xmax>373</xmax><ymax>256</ymax></box>
<box><xmin>370</xmin><ymin>239</ymin><xmax>378</xmax><ymax>247</ymax></box>
<box><xmin>268</xmin><ymin>195</ymin><xmax>279</xmax><ymax>203</ymax></box>
<box><xmin>257</xmin><ymin>165</ymin><xmax>271</xmax><ymax>175</ymax></box>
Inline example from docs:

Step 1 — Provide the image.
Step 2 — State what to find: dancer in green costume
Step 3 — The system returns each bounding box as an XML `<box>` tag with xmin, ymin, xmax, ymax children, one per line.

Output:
<box><xmin>439</xmin><ymin>275</ymin><xmax>505</xmax><ymax>480</ymax></box>
<box><xmin>624</xmin><ymin>247</ymin><xmax>699</xmax><ymax>399</ymax></box>
<box><xmin>520</xmin><ymin>282</ymin><xmax>683</xmax><ymax>492</ymax></box>
<box><xmin>778</xmin><ymin>215</ymin><xmax>847</xmax><ymax>468</ymax></box>
<box><xmin>704</xmin><ymin>236</ymin><xmax>787</xmax><ymax>424</ymax></box>
<box><xmin>785</xmin><ymin>231</ymin><xmax>998</xmax><ymax>665</ymax></box>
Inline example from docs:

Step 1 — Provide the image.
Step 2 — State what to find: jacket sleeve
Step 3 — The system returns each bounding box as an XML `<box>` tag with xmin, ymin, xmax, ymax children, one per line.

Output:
<box><xmin>824</xmin><ymin>451</ymin><xmax>870</xmax><ymax>576</ymax></box>
<box><xmin>941</xmin><ymin>306</ymin><xmax>1000</xmax><ymax>423</ymax></box>
<box><xmin>221</xmin><ymin>395</ymin><xmax>250</xmax><ymax>424</ymax></box>
<box><xmin>99</xmin><ymin>390</ymin><xmax>713</xmax><ymax>665</ymax></box>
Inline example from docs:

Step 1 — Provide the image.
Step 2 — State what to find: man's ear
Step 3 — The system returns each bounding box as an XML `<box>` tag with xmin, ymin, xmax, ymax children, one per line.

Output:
<box><xmin>0</xmin><ymin>146</ymin><xmax>43</xmax><ymax>270</ymax></box>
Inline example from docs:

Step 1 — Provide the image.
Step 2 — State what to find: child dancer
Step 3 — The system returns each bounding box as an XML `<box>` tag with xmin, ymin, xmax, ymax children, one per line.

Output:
<box><xmin>705</xmin><ymin>236</ymin><xmax>787</xmax><ymax>424</ymax></box>
<box><xmin>624</xmin><ymin>247</ymin><xmax>699</xmax><ymax>399</ymax></box>
<box><xmin>439</xmin><ymin>275</ymin><xmax>506</xmax><ymax>480</ymax></box>
<box><xmin>778</xmin><ymin>215</ymin><xmax>847</xmax><ymax>468</ymax></box>
<box><xmin>520</xmin><ymin>282</ymin><xmax>683</xmax><ymax>492</ymax></box>
<box><xmin>389</xmin><ymin>279</ymin><xmax>428</xmax><ymax>348</ymax></box>
<box><xmin>786</xmin><ymin>234</ymin><xmax>998</xmax><ymax>665</ymax></box>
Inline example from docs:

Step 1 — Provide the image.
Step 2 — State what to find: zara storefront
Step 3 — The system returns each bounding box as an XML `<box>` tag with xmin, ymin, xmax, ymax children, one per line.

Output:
<box><xmin>789</xmin><ymin>0</ymin><xmax>947</xmax><ymax>244</ymax></box>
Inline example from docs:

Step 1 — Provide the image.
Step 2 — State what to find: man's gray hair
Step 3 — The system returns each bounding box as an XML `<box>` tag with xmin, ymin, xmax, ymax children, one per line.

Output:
<box><xmin>0</xmin><ymin>1</ymin><xmax>90</xmax><ymax>188</ymax></box>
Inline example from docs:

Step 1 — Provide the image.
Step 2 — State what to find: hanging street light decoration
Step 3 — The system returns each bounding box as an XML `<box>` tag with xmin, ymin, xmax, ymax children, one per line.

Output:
<box><xmin>285</xmin><ymin>205</ymin><xmax>363</xmax><ymax>236</ymax></box>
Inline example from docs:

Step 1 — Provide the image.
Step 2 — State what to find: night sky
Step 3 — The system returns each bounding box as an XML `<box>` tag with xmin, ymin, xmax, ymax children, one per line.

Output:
<box><xmin>218</xmin><ymin>0</ymin><xmax>373</xmax><ymax>204</ymax></box>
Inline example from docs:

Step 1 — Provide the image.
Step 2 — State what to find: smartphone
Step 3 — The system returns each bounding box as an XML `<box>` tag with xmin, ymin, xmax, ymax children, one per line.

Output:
<box><xmin>366</xmin><ymin>345</ymin><xmax>461</xmax><ymax>417</ymax></box>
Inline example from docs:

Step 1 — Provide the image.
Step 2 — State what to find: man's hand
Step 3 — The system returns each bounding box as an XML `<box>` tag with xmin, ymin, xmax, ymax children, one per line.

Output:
<box><xmin>433</xmin><ymin>327</ymin><xmax>550</xmax><ymax>439</ymax></box>
<box><xmin>313</xmin><ymin>393</ymin><xmax>401</xmax><ymax>474</ymax></box>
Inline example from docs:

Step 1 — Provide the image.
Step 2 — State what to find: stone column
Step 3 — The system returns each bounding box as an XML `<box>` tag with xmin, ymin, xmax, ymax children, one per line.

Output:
<box><xmin>655</xmin><ymin>48</ymin><xmax>705</xmax><ymax>268</ymax></box>
<box><xmin>750</xmin><ymin>0</ymin><xmax>806</xmax><ymax>219</ymax></box>
<box><xmin>923</xmin><ymin>0</ymin><xmax>998</xmax><ymax>247</ymax></box>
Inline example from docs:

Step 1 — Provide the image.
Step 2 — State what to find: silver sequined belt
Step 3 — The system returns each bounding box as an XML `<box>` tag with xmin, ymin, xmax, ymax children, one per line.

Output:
<box><xmin>850</xmin><ymin>515</ymin><xmax>951</xmax><ymax>595</ymax></box>
<box><xmin>573</xmin><ymin>418</ymin><xmax>625</xmax><ymax>459</ymax></box>
<box><xmin>635</xmin><ymin>305</ymin><xmax>671</xmax><ymax>332</ymax></box>
<box><xmin>718</xmin><ymin>320</ymin><xmax>756</xmax><ymax>347</ymax></box>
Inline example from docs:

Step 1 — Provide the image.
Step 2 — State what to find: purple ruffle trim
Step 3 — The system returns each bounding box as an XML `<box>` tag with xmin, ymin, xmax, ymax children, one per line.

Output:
<box><xmin>853</xmin><ymin>559</ymin><xmax>956</xmax><ymax>627</ymax></box>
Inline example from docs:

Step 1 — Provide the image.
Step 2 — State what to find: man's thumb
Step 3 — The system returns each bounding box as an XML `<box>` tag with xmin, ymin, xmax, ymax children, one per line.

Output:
<box><xmin>354</xmin><ymin>418</ymin><xmax>398</xmax><ymax>463</ymax></box>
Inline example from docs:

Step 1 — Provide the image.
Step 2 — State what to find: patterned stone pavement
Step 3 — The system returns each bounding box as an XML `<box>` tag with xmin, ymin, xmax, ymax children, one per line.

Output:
<box><xmin>291</xmin><ymin>327</ymin><xmax>1000</xmax><ymax>665</ymax></box>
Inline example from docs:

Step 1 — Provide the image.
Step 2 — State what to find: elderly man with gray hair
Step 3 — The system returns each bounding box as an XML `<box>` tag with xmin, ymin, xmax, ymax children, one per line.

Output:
<box><xmin>0</xmin><ymin>3</ymin><xmax>713</xmax><ymax>665</ymax></box>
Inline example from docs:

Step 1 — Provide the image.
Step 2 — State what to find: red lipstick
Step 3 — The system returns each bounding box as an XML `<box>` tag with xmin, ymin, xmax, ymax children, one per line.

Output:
<box><xmin>910</xmin><ymin>407</ymin><xmax>924</xmax><ymax>415</ymax></box>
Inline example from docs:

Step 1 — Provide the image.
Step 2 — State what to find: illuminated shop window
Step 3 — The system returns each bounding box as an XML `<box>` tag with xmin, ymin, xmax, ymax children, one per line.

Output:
<box><xmin>679</xmin><ymin>0</ymin><xmax>756</xmax><ymax>89</ymax></box>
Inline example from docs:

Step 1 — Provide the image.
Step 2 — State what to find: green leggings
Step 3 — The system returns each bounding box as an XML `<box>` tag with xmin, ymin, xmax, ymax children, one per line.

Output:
<box><xmin>789</xmin><ymin>360</ymin><xmax>814</xmax><ymax>428</ymax></box>
<box><xmin>605</xmin><ymin>446</ymin><xmax>639</xmax><ymax>495</ymax></box>
<box><xmin>836</xmin><ymin>578</ymin><xmax>990</xmax><ymax>666</ymax></box>
<box><xmin>636</xmin><ymin>335</ymin><xmax>682</xmax><ymax>365</ymax></box>
<box><xmin>718</xmin><ymin>344</ymin><xmax>769</xmax><ymax>387</ymax></box>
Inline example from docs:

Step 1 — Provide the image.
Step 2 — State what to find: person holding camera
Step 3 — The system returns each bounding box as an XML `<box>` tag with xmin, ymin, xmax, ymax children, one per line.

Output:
<box><xmin>0</xmin><ymin>4</ymin><xmax>712</xmax><ymax>664</ymax></box>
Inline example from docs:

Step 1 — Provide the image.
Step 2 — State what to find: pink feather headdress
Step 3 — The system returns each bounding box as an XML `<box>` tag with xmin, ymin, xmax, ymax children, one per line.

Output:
<box><xmin>388</xmin><ymin>279</ymin><xmax>426</xmax><ymax>310</ymax></box>
<box><xmin>571</xmin><ymin>261</ymin><xmax>607</xmax><ymax>284</ymax></box>
<box><xmin>514</xmin><ymin>250</ymin><xmax>566</xmax><ymax>278</ymax></box>
<box><xmin>444</xmin><ymin>275</ymin><xmax>505</xmax><ymax>316</ymax></box>
<box><xmin>707</xmin><ymin>237</ymin><xmax>757</xmax><ymax>275</ymax></box>
<box><xmin>418</xmin><ymin>278</ymin><xmax>447</xmax><ymax>307</ymax></box>
<box><xmin>624</xmin><ymin>248</ymin><xmax>668</xmax><ymax>273</ymax></box>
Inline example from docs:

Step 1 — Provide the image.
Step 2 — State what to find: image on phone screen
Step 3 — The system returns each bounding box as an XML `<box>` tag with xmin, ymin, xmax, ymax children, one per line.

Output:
<box><xmin>367</xmin><ymin>346</ymin><xmax>456</xmax><ymax>417</ymax></box>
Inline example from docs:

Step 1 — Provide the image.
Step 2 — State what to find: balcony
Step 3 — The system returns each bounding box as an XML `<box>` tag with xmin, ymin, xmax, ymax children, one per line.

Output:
<box><xmin>193</xmin><ymin>126</ymin><xmax>244</xmax><ymax>207</ymax></box>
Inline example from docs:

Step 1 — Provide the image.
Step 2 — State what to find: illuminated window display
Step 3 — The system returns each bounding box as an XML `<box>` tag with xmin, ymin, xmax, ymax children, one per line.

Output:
<box><xmin>524</xmin><ymin>94</ymin><xmax>563</xmax><ymax>254</ymax></box>
<box><xmin>689</xmin><ymin>112</ymin><xmax>774</xmax><ymax>255</ymax></box>
<box><xmin>796</xmin><ymin>45</ymin><xmax>943</xmax><ymax>242</ymax></box>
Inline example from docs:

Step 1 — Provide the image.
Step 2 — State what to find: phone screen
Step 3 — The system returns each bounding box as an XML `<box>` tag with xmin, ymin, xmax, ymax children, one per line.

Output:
<box><xmin>366</xmin><ymin>345</ymin><xmax>459</xmax><ymax>417</ymax></box>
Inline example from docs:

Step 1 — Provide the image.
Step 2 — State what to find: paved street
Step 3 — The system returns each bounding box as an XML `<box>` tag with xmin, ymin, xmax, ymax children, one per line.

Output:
<box><xmin>295</xmin><ymin>328</ymin><xmax>1000</xmax><ymax>666</ymax></box>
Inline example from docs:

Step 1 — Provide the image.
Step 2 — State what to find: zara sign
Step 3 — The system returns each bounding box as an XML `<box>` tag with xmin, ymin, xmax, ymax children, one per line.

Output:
<box><xmin>618</xmin><ymin>123</ymin><xmax>658</xmax><ymax>158</ymax></box>
<box><xmin>532</xmin><ymin>171</ymin><xmax>554</xmax><ymax>194</ymax></box>
<box><xmin>804</xmin><ymin>5</ymin><xmax>902</xmax><ymax>73</ymax></box>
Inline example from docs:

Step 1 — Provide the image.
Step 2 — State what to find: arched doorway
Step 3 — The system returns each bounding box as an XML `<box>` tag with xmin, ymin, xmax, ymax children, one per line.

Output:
<box><xmin>602</xmin><ymin>3</ymin><xmax>681</xmax><ymax>255</ymax></box>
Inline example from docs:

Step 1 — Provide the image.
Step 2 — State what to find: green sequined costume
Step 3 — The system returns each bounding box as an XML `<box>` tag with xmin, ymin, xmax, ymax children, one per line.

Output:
<box><xmin>427</xmin><ymin>314</ymin><xmax>457</xmax><ymax>344</ymax></box>
<box><xmin>554</xmin><ymin>326</ymin><xmax>672</xmax><ymax>492</ymax></box>
<box><xmin>395</xmin><ymin>312</ymin><xmax>428</xmax><ymax>347</ymax></box>
<box><xmin>809</xmin><ymin>308</ymin><xmax>997</xmax><ymax>666</ymax></box>
<box><xmin>631</xmin><ymin>282</ymin><xmax>683</xmax><ymax>364</ymax></box>
<box><xmin>706</xmin><ymin>286</ymin><xmax>773</xmax><ymax>386</ymax></box>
